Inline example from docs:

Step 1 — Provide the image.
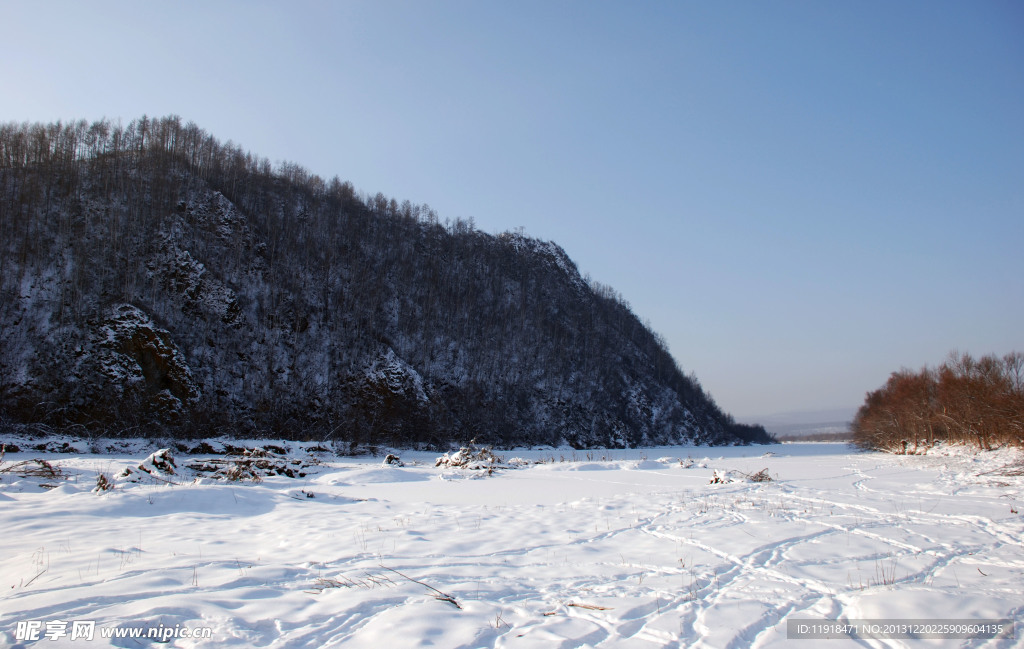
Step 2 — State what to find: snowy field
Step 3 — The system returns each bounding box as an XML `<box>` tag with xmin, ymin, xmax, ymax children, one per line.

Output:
<box><xmin>1</xmin><ymin>439</ymin><xmax>1021</xmax><ymax>648</ymax></box>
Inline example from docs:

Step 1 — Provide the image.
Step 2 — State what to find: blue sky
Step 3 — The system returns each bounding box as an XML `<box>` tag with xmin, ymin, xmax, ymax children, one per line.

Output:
<box><xmin>3</xmin><ymin>0</ymin><xmax>1022</xmax><ymax>419</ymax></box>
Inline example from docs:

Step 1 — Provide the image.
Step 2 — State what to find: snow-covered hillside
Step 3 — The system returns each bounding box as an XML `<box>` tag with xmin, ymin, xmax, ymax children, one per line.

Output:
<box><xmin>1</xmin><ymin>440</ymin><xmax>1020</xmax><ymax>647</ymax></box>
<box><xmin>0</xmin><ymin>116</ymin><xmax>771</xmax><ymax>448</ymax></box>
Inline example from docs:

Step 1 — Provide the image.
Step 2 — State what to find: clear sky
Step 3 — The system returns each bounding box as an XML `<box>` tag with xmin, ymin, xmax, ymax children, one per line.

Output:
<box><xmin>3</xmin><ymin>0</ymin><xmax>1022</xmax><ymax>419</ymax></box>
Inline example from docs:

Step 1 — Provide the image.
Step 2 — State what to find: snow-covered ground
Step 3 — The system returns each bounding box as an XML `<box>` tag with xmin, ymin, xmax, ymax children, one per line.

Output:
<box><xmin>1</xmin><ymin>440</ymin><xmax>1021</xmax><ymax>648</ymax></box>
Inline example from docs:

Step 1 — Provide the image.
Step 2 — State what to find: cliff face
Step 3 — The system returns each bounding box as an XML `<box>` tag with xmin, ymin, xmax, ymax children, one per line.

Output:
<box><xmin>0</xmin><ymin>117</ymin><xmax>770</xmax><ymax>447</ymax></box>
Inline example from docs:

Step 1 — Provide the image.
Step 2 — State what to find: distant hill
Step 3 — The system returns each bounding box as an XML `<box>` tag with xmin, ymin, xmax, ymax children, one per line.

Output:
<box><xmin>740</xmin><ymin>408</ymin><xmax>854</xmax><ymax>439</ymax></box>
<box><xmin>0</xmin><ymin>116</ymin><xmax>772</xmax><ymax>448</ymax></box>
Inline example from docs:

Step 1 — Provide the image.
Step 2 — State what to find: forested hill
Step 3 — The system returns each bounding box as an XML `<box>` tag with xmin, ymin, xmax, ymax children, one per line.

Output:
<box><xmin>0</xmin><ymin>116</ymin><xmax>771</xmax><ymax>448</ymax></box>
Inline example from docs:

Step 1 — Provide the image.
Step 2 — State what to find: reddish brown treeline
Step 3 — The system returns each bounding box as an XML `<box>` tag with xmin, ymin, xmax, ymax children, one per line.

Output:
<box><xmin>852</xmin><ymin>351</ymin><xmax>1024</xmax><ymax>453</ymax></box>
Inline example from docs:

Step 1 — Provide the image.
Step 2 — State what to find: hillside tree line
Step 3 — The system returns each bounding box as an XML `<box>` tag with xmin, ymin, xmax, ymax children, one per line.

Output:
<box><xmin>852</xmin><ymin>351</ymin><xmax>1024</xmax><ymax>453</ymax></box>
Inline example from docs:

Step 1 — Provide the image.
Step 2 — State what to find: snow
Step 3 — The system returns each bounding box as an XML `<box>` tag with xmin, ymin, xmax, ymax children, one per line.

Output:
<box><xmin>1</xmin><ymin>441</ymin><xmax>1021</xmax><ymax>648</ymax></box>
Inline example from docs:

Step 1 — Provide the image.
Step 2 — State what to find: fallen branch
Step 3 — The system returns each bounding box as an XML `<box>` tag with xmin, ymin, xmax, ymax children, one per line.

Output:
<box><xmin>0</xmin><ymin>458</ymin><xmax>65</xmax><ymax>480</ymax></box>
<box><xmin>567</xmin><ymin>602</ymin><xmax>613</xmax><ymax>611</ymax></box>
<box><xmin>23</xmin><ymin>570</ymin><xmax>46</xmax><ymax>588</ymax></box>
<box><xmin>979</xmin><ymin>460</ymin><xmax>1024</xmax><ymax>477</ymax></box>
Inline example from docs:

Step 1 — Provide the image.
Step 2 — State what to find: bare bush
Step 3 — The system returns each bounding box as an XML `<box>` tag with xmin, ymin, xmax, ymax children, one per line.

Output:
<box><xmin>745</xmin><ymin>468</ymin><xmax>772</xmax><ymax>482</ymax></box>
<box><xmin>0</xmin><ymin>445</ymin><xmax>65</xmax><ymax>481</ymax></box>
<box><xmin>435</xmin><ymin>444</ymin><xmax>503</xmax><ymax>469</ymax></box>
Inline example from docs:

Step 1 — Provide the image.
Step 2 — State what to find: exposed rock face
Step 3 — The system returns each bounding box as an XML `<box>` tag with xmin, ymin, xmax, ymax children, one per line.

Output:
<box><xmin>154</xmin><ymin>243</ymin><xmax>240</xmax><ymax>324</ymax></box>
<box><xmin>364</xmin><ymin>349</ymin><xmax>429</xmax><ymax>404</ymax></box>
<box><xmin>95</xmin><ymin>304</ymin><xmax>200</xmax><ymax>419</ymax></box>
